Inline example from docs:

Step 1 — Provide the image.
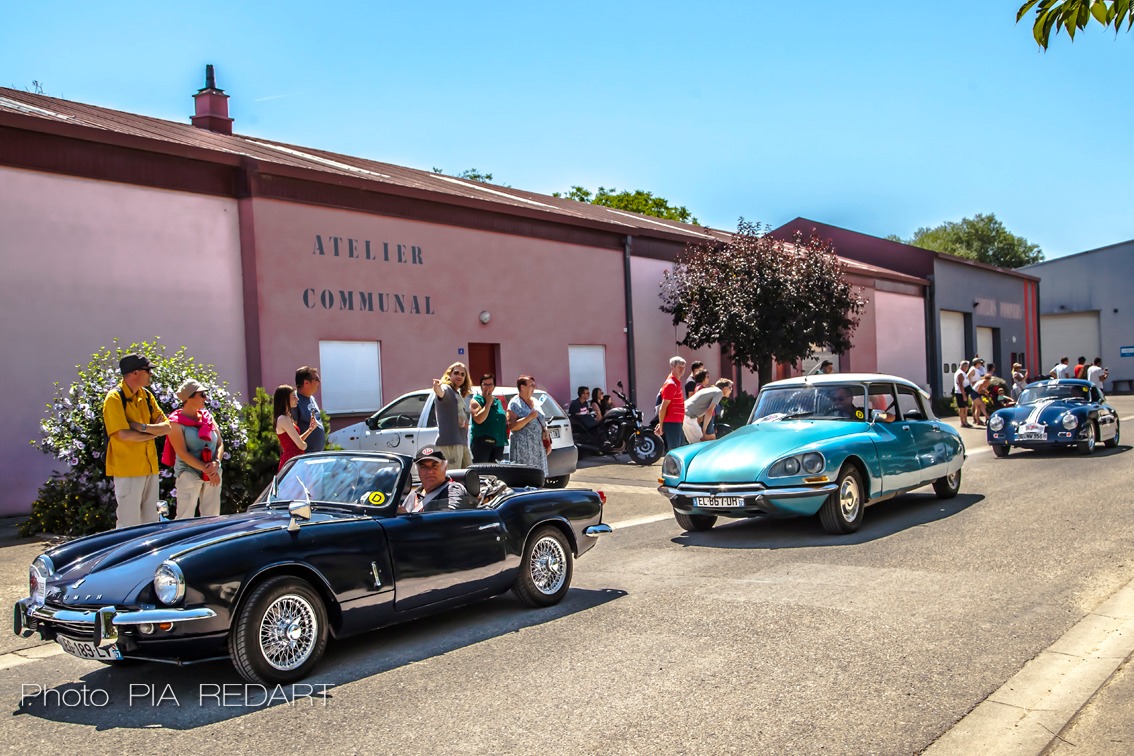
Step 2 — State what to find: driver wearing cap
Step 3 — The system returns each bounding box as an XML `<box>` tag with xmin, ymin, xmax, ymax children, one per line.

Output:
<box><xmin>399</xmin><ymin>447</ymin><xmax>471</xmax><ymax>513</ymax></box>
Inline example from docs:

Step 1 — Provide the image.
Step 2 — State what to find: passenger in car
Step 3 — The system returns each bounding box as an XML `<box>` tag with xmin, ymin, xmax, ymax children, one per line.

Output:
<box><xmin>399</xmin><ymin>447</ymin><xmax>472</xmax><ymax>513</ymax></box>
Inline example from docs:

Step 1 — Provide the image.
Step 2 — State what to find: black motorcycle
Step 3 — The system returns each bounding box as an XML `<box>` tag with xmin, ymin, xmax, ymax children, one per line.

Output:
<box><xmin>571</xmin><ymin>381</ymin><xmax>664</xmax><ymax>466</ymax></box>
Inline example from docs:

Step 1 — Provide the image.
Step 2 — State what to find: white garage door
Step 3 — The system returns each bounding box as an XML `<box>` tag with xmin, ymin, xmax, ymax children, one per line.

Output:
<box><xmin>1041</xmin><ymin>313</ymin><xmax>1101</xmax><ymax>370</ymax></box>
<box><xmin>568</xmin><ymin>345</ymin><xmax>607</xmax><ymax>397</ymax></box>
<box><xmin>319</xmin><ymin>340</ymin><xmax>382</xmax><ymax>413</ymax></box>
<box><xmin>940</xmin><ymin>310</ymin><xmax>966</xmax><ymax>380</ymax></box>
<box><xmin>976</xmin><ymin>327</ymin><xmax>994</xmax><ymax>366</ymax></box>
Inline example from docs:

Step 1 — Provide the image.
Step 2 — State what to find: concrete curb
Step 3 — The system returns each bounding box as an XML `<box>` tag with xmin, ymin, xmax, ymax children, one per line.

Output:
<box><xmin>925</xmin><ymin>577</ymin><xmax>1134</xmax><ymax>755</ymax></box>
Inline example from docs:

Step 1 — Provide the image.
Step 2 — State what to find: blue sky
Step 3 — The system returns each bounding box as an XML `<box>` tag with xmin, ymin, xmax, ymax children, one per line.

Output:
<box><xmin>3</xmin><ymin>2</ymin><xmax>1130</xmax><ymax>259</ymax></box>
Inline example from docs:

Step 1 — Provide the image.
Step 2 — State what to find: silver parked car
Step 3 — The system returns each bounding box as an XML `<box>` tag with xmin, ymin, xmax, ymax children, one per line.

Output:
<box><xmin>328</xmin><ymin>388</ymin><xmax>578</xmax><ymax>487</ymax></box>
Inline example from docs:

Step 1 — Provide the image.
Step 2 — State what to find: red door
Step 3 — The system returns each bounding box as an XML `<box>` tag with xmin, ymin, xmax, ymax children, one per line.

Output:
<box><xmin>467</xmin><ymin>343</ymin><xmax>499</xmax><ymax>384</ymax></box>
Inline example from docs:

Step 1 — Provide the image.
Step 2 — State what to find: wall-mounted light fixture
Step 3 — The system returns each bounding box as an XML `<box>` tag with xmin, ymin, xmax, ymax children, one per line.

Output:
<box><xmin>479</xmin><ymin>311</ymin><xmax>491</xmax><ymax>325</ymax></box>
<box><xmin>973</xmin><ymin>301</ymin><xmax>980</xmax><ymax>308</ymax></box>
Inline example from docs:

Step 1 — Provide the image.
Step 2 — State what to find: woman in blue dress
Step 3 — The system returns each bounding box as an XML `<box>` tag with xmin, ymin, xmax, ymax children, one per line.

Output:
<box><xmin>506</xmin><ymin>375</ymin><xmax>548</xmax><ymax>476</ymax></box>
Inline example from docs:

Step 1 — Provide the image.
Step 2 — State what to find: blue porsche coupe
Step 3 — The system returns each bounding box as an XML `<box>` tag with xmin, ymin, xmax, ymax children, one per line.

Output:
<box><xmin>986</xmin><ymin>379</ymin><xmax>1119</xmax><ymax>457</ymax></box>
<box><xmin>659</xmin><ymin>374</ymin><xmax>965</xmax><ymax>535</ymax></box>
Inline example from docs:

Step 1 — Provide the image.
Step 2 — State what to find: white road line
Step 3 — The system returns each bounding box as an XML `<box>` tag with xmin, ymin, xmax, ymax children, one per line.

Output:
<box><xmin>607</xmin><ymin>513</ymin><xmax>673</xmax><ymax>530</ymax></box>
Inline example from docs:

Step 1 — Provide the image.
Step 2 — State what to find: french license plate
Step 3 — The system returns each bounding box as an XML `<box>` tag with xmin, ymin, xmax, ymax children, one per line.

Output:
<box><xmin>549</xmin><ymin>427</ymin><xmax>560</xmax><ymax>439</ymax></box>
<box><xmin>694</xmin><ymin>496</ymin><xmax>745</xmax><ymax>508</ymax></box>
<box><xmin>1017</xmin><ymin>423</ymin><xmax>1046</xmax><ymax>442</ymax></box>
<box><xmin>58</xmin><ymin>635</ymin><xmax>122</xmax><ymax>661</ymax></box>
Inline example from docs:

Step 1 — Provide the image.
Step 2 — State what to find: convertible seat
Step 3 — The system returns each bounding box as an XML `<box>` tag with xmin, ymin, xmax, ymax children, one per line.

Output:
<box><xmin>448</xmin><ymin>469</ymin><xmax>481</xmax><ymax>498</ymax></box>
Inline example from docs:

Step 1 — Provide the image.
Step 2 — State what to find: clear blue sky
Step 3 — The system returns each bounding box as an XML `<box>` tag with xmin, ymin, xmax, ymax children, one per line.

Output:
<box><xmin>3</xmin><ymin>2</ymin><xmax>1130</xmax><ymax>259</ymax></box>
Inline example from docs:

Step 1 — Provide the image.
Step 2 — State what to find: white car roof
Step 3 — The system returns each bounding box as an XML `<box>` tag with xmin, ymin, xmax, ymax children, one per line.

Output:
<box><xmin>763</xmin><ymin>372</ymin><xmax>930</xmax><ymax>397</ymax></box>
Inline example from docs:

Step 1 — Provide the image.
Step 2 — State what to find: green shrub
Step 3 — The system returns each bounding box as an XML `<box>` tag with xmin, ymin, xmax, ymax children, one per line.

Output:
<box><xmin>721</xmin><ymin>389</ymin><xmax>756</xmax><ymax>429</ymax></box>
<box><xmin>23</xmin><ymin>339</ymin><xmax>248</xmax><ymax>536</ymax></box>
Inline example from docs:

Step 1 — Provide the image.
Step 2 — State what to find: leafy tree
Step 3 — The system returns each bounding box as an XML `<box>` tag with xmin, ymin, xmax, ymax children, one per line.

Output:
<box><xmin>1018</xmin><ymin>0</ymin><xmax>1134</xmax><ymax>48</ymax></box>
<box><xmin>554</xmin><ymin>185</ymin><xmax>699</xmax><ymax>225</ymax></box>
<box><xmin>892</xmin><ymin>213</ymin><xmax>1044</xmax><ymax>268</ymax></box>
<box><xmin>660</xmin><ymin>220</ymin><xmax>866</xmax><ymax>386</ymax></box>
<box><xmin>432</xmin><ymin>167</ymin><xmax>495</xmax><ymax>183</ymax></box>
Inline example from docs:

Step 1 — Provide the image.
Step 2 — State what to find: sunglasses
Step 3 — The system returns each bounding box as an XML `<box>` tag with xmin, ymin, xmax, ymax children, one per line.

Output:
<box><xmin>192</xmin><ymin>391</ymin><xmax>208</xmax><ymax>399</ymax></box>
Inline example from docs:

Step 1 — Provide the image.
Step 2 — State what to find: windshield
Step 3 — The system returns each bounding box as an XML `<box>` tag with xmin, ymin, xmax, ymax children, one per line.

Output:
<box><xmin>255</xmin><ymin>455</ymin><xmax>404</xmax><ymax>507</ymax></box>
<box><xmin>749</xmin><ymin>385</ymin><xmax>867</xmax><ymax>423</ymax></box>
<box><xmin>1018</xmin><ymin>383</ymin><xmax>1091</xmax><ymax>405</ymax></box>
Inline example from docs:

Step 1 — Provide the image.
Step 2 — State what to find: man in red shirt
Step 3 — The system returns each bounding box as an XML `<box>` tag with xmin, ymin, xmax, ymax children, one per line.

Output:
<box><xmin>654</xmin><ymin>356</ymin><xmax>688</xmax><ymax>451</ymax></box>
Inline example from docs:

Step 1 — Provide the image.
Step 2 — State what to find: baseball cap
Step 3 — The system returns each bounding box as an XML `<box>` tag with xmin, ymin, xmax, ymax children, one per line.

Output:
<box><xmin>119</xmin><ymin>354</ymin><xmax>154</xmax><ymax>375</ymax></box>
<box><xmin>414</xmin><ymin>446</ymin><xmax>446</xmax><ymax>464</ymax></box>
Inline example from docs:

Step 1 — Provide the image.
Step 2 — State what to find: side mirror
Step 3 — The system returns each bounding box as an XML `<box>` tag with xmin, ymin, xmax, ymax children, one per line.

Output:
<box><xmin>616</xmin><ymin>380</ymin><xmax>624</xmax><ymax>389</ymax></box>
<box><xmin>365</xmin><ymin>415</ymin><xmax>379</xmax><ymax>431</ymax></box>
<box><xmin>287</xmin><ymin>501</ymin><xmax>312</xmax><ymax>533</ymax></box>
<box><xmin>870</xmin><ymin>410</ymin><xmax>885</xmax><ymax>424</ymax></box>
<box><xmin>156</xmin><ymin>501</ymin><xmax>171</xmax><ymax>522</ymax></box>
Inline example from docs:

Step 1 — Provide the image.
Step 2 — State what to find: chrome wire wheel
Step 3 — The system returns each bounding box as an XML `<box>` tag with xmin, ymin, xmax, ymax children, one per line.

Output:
<box><xmin>529</xmin><ymin>536</ymin><xmax>568</xmax><ymax>596</ymax></box>
<box><xmin>258</xmin><ymin>594</ymin><xmax>318</xmax><ymax>671</ymax></box>
<box><xmin>838</xmin><ymin>475</ymin><xmax>861</xmax><ymax>523</ymax></box>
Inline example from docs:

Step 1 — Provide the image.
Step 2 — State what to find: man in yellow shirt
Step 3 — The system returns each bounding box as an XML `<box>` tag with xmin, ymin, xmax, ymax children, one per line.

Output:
<box><xmin>103</xmin><ymin>354</ymin><xmax>171</xmax><ymax>528</ymax></box>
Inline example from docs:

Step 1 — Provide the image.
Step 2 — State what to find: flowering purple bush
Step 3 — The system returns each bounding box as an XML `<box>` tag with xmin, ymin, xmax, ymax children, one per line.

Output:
<box><xmin>24</xmin><ymin>339</ymin><xmax>248</xmax><ymax>535</ymax></box>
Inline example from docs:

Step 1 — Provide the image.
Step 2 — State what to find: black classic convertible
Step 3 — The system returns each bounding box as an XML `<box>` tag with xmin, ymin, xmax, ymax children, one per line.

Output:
<box><xmin>14</xmin><ymin>452</ymin><xmax>610</xmax><ymax>683</ymax></box>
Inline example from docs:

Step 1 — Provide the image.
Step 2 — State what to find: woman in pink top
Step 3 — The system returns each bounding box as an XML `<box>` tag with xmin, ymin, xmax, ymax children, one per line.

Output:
<box><xmin>274</xmin><ymin>384</ymin><xmax>317</xmax><ymax>470</ymax></box>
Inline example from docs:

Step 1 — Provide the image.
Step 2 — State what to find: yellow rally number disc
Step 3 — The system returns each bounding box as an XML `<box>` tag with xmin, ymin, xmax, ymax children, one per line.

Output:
<box><xmin>855</xmin><ymin>409</ymin><xmax>864</xmax><ymax>419</ymax></box>
<box><xmin>367</xmin><ymin>491</ymin><xmax>386</xmax><ymax>506</ymax></box>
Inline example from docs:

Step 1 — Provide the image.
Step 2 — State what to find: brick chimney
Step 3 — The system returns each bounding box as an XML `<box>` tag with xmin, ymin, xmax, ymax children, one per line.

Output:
<box><xmin>191</xmin><ymin>64</ymin><xmax>233</xmax><ymax>135</ymax></box>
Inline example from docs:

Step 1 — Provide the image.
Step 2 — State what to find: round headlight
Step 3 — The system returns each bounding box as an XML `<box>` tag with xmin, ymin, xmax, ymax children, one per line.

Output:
<box><xmin>153</xmin><ymin>561</ymin><xmax>185</xmax><ymax>606</ymax></box>
<box><xmin>662</xmin><ymin>454</ymin><xmax>681</xmax><ymax>478</ymax></box>
<box><xmin>988</xmin><ymin>415</ymin><xmax>1005</xmax><ymax>432</ymax></box>
<box><xmin>29</xmin><ymin>555</ymin><xmax>53</xmax><ymax>606</ymax></box>
<box><xmin>782</xmin><ymin>457</ymin><xmax>801</xmax><ymax>476</ymax></box>
<box><xmin>1062</xmin><ymin>413</ymin><xmax>1079</xmax><ymax>430</ymax></box>
<box><xmin>801</xmin><ymin>453</ymin><xmax>825</xmax><ymax>474</ymax></box>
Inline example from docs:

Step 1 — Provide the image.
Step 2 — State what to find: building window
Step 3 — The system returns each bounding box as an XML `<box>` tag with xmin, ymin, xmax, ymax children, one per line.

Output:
<box><xmin>318</xmin><ymin>340</ymin><xmax>382</xmax><ymax>414</ymax></box>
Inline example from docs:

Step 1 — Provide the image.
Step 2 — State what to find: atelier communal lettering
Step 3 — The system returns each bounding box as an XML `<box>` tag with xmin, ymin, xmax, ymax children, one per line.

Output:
<box><xmin>305</xmin><ymin>234</ymin><xmax>434</xmax><ymax>316</ymax></box>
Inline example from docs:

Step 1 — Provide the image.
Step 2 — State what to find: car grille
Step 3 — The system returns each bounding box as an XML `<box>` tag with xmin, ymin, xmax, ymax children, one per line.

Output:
<box><xmin>45</xmin><ymin>618</ymin><xmax>96</xmax><ymax>639</ymax></box>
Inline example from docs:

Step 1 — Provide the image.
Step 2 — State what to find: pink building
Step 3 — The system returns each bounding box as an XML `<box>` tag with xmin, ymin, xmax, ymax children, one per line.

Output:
<box><xmin>0</xmin><ymin>71</ymin><xmax>934</xmax><ymax>516</ymax></box>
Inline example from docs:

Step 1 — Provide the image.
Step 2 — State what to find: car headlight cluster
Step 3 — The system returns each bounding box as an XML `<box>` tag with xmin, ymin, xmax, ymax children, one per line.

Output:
<box><xmin>988</xmin><ymin>415</ymin><xmax>1005</xmax><ymax>432</ymax></box>
<box><xmin>29</xmin><ymin>555</ymin><xmax>53</xmax><ymax>606</ymax></box>
<box><xmin>153</xmin><ymin>561</ymin><xmax>186</xmax><ymax>606</ymax></box>
<box><xmin>770</xmin><ymin>452</ymin><xmax>825</xmax><ymax>478</ymax></box>
<box><xmin>1061</xmin><ymin>413</ymin><xmax>1079</xmax><ymax>430</ymax></box>
<box><xmin>662</xmin><ymin>454</ymin><xmax>682</xmax><ymax>478</ymax></box>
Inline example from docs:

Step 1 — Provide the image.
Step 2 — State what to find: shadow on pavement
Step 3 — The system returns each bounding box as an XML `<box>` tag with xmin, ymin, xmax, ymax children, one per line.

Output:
<box><xmin>672</xmin><ymin>492</ymin><xmax>984</xmax><ymax>550</ymax></box>
<box><xmin>987</xmin><ymin>444</ymin><xmax>1130</xmax><ymax>460</ymax></box>
<box><xmin>12</xmin><ymin>586</ymin><xmax>625</xmax><ymax>730</ymax></box>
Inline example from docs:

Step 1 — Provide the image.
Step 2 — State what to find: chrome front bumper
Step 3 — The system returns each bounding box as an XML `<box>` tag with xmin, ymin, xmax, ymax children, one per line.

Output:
<box><xmin>658</xmin><ymin>482</ymin><xmax>838</xmax><ymax>501</ymax></box>
<box><xmin>15</xmin><ymin>599</ymin><xmax>217</xmax><ymax>648</ymax></box>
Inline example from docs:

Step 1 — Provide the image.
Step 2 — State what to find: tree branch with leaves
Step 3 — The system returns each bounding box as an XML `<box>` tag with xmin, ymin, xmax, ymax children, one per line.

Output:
<box><xmin>660</xmin><ymin>220</ymin><xmax>866</xmax><ymax>386</ymax></box>
<box><xmin>1018</xmin><ymin>0</ymin><xmax>1134</xmax><ymax>48</ymax></box>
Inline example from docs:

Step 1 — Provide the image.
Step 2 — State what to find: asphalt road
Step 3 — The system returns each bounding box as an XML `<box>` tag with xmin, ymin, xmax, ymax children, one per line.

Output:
<box><xmin>2</xmin><ymin>400</ymin><xmax>1133</xmax><ymax>754</ymax></box>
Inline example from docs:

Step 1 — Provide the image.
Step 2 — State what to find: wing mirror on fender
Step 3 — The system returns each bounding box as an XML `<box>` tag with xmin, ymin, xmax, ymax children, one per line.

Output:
<box><xmin>870</xmin><ymin>410</ymin><xmax>885</xmax><ymax>424</ymax></box>
<box><xmin>287</xmin><ymin>501</ymin><xmax>312</xmax><ymax>533</ymax></box>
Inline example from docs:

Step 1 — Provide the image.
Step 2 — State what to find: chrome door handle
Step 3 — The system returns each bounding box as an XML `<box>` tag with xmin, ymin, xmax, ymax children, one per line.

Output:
<box><xmin>478</xmin><ymin>523</ymin><xmax>501</xmax><ymax>531</ymax></box>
